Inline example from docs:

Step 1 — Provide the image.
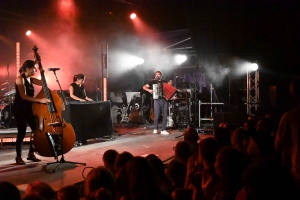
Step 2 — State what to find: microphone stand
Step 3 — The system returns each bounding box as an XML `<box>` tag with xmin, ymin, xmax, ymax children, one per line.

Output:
<box><xmin>46</xmin><ymin>69</ymin><xmax>86</xmax><ymax>173</ymax></box>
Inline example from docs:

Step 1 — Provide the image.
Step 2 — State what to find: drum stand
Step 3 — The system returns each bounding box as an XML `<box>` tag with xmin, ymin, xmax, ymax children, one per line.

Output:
<box><xmin>46</xmin><ymin>70</ymin><xmax>86</xmax><ymax>173</ymax></box>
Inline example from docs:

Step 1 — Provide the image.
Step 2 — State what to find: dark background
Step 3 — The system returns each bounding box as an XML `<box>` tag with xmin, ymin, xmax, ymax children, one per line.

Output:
<box><xmin>1</xmin><ymin>0</ymin><xmax>299</xmax><ymax>117</ymax></box>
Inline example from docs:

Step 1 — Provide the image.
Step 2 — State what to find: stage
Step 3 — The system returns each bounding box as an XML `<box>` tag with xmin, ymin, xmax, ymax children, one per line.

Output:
<box><xmin>0</xmin><ymin>123</ymin><xmax>213</xmax><ymax>198</ymax></box>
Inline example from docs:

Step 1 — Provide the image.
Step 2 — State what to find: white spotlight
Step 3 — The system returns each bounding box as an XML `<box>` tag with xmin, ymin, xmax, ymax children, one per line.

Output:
<box><xmin>26</xmin><ymin>30</ymin><xmax>31</xmax><ymax>36</ymax></box>
<box><xmin>175</xmin><ymin>54</ymin><xmax>187</xmax><ymax>65</ymax></box>
<box><xmin>249</xmin><ymin>63</ymin><xmax>258</xmax><ymax>71</ymax></box>
<box><xmin>130</xmin><ymin>13</ymin><xmax>136</xmax><ymax>19</ymax></box>
<box><xmin>125</xmin><ymin>56</ymin><xmax>144</xmax><ymax>67</ymax></box>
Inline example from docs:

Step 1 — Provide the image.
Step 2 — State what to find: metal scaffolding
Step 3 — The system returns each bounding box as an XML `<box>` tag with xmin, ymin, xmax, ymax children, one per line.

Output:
<box><xmin>198</xmin><ymin>84</ymin><xmax>224</xmax><ymax>127</ymax></box>
<box><xmin>246</xmin><ymin>69</ymin><xmax>259</xmax><ymax>115</ymax></box>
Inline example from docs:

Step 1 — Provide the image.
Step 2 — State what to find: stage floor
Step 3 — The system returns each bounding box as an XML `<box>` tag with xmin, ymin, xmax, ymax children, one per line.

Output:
<box><xmin>0</xmin><ymin>123</ymin><xmax>213</xmax><ymax>198</ymax></box>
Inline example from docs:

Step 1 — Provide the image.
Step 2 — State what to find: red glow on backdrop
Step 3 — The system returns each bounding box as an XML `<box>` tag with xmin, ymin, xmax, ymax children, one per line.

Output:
<box><xmin>57</xmin><ymin>0</ymin><xmax>77</xmax><ymax>20</ymax></box>
<box><xmin>131</xmin><ymin>15</ymin><xmax>156</xmax><ymax>36</ymax></box>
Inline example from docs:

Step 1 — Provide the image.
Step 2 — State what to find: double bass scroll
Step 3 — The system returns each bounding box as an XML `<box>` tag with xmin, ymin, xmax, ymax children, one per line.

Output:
<box><xmin>32</xmin><ymin>46</ymin><xmax>76</xmax><ymax>157</ymax></box>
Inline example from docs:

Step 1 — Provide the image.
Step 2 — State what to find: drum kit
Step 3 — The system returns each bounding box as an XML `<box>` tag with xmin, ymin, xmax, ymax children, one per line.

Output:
<box><xmin>0</xmin><ymin>81</ymin><xmax>16</xmax><ymax>128</ymax></box>
<box><xmin>168</xmin><ymin>82</ymin><xmax>194</xmax><ymax>128</ymax></box>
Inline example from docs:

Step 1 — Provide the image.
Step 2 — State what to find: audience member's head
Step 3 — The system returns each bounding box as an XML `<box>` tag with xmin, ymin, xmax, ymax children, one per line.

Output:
<box><xmin>198</xmin><ymin>137</ymin><xmax>222</xmax><ymax>169</ymax></box>
<box><xmin>173</xmin><ymin>141</ymin><xmax>191</xmax><ymax>165</ymax></box>
<box><xmin>242</xmin><ymin>160</ymin><xmax>298</xmax><ymax>200</ymax></box>
<box><xmin>0</xmin><ymin>181</ymin><xmax>21</xmax><ymax>200</ymax></box>
<box><xmin>290</xmin><ymin>76</ymin><xmax>300</xmax><ymax>102</ymax></box>
<box><xmin>214</xmin><ymin>146</ymin><xmax>247</xmax><ymax>181</ymax></box>
<box><xmin>124</xmin><ymin>156</ymin><xmax>169</xmax><ymax>200</ymax></box>
<box><xmin>247</xmin><ymin>130</ymin><xmax>275</xmax><ymax>160</ymax></box>
<box><xmin>243</xmin><ymin>117</ymin><xmax>257</xmax><ymax>132</ymax></box>
<box><xmin>222</xmin><ymin>123</ymin><xmax>238</xmax><ymax>133</ymax></box>
<box><xmin>84</xmin><ymin>166</ymin><xmax>116</xmax><ymax>199</ymax></box>
<box><xmin>183</xmin><ymin>127</ymin><xmax>199</xmax><ymax>152</ymax></box>
<box><xmin>255</xmin><ymin>117</ymin><xmax>276</xmax><ymax>137</ymax></box>
<box><xmin>147</xmin><ymin>156</ymin><xmax>168</xmax><ymax>187</ymax></box>
<box><xmin>102</xmin><ymin>149</ymin><xmax>119</xmax><ymax>174</ymax></box>
<box><xmin>114</xmin><ymin>151</ymin><xmax>133</xmax><ymax>174</ymax></box>
<box><xmin>57</xmin><ymin>184</ymin><xmax>80</xmax><ymax>200</ymax></box>
<box><xmin>22</xmin><ymin>195</ymin><xmax>47</xmax><ymax>200</ymax></box>
<box><xmin>145</xmin><ymin>154</ymin><xmax>158</xmax><ymax>160</ymax></box>
<box><xmin>213</xmin><ymin>127</ymin><xmax>231</xmax><ymax>147</ymax></box>
<box><xmin>166</xmin><ymin>160</ymin><xmax>187</xmax><ymax>188</ymax></box>
<box><xmin>89</xmin><ymin>187</ymin><xmax>113</xmax><ymax>200</ymax></box>
<box><xmin>171</xmin><ymin>188</ymin><xmax>193</xmax><ymax>200</ymax></box>
<box><xmin>23</xmin><ymin>181</ymin><xmax>56</xmax><ymax>200</ymax></box>
<box><xmin>231</xmin><ymin>127</ymin><xmax>250</xmax><ymax>153</ymax></box>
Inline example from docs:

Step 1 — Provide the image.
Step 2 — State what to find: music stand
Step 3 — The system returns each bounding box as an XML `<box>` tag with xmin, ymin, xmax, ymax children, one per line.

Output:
<box><xmin>46</xmin><ymin>69</ymin><xmax>86</xmax><ymax>173</ymax></box>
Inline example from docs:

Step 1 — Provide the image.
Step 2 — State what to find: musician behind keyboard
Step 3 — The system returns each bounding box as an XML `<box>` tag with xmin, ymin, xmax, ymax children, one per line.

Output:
<box><xmin>69</xmin><ymin>73</ymin><xmax>93</xmax><ymax>146</ymax></box>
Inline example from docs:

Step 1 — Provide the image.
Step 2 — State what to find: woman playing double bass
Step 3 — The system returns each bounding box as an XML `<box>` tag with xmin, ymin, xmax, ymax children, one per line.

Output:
<box><xmin>12</xmin><ymin>60</ymin><xmax>50</xmax><ymax>165</ymax></box>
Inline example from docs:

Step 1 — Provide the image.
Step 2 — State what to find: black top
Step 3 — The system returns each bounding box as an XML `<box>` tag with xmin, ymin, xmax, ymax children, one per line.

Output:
<box><xmin>70</xmin><ymin>82</ymin><xmax>86</xmax><ymax>101</ymax></box>
<box><xmin>13</xmin><ymin>73</ymin><xmax>34</xmax><ymax>111</ymax></box>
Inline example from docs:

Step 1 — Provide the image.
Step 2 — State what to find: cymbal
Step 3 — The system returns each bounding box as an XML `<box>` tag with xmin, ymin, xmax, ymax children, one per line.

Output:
<box><xmin>176</xmin><ymin>82</ymin><xmax>191</xmax><ymax>89</ymax></box>
<box><xmin>0</xmin><ymin>81</ymin><xmax>8</xmax><ymax>86</ymax></box>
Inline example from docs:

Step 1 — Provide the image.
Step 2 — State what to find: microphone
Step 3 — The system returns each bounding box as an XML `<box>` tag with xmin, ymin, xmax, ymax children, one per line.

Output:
<box><xmin>176</xmin><ymin>76</ymin><xmax>183</xmax><ymax>79</ymax></box>
<box><xmin>48</xmin><ymin>68</ymin><xmax>60</xmax><ymax>71</ymax></box>
<box><xmin>148</xmin><ymin>79</ymin><xmax>156</xmax><ymax>81</ymax></box>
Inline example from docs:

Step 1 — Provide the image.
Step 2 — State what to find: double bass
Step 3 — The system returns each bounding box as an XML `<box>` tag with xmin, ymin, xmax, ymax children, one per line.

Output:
<box><xmin>32</xmin><ymin>46</ymin><xmax>76</xmax><ymax>157</ymax></box>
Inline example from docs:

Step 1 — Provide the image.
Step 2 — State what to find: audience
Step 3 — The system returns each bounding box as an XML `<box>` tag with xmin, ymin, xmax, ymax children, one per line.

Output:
<box><xmin>231</xmin><ymin>127</ymin><xmax>250</xmax><ymax>154</ymax></box>
<box><xmin>237</xmin><ymin>160</ymin><xmax>298</xmax><ymax>200</ymax></box>
<box><xmin>147</xmin><ymin>155</ymin><xmax>171</xmax><ymax>189</ymax></box>
<box><xmin>185</xmin><ymin>137</ymin><xmax>222</xmax><ymax>200</ymax></box>
<box><xmin>57</xmin><ymin>184</ymin><xmax>80</xmax><ymax>200</ymax></box>
<box><xmin>121</xmin><ymin>156</ymin><xmax>172</xmax><ymax>200</ymax></box>
<box><xmin>213</xmin><ymin>146</ymin><xmax>248</xmax><ymax>200</ymax></box>
<box><xmin>165</xmin><ymin>160</ymin><xmax>187</xmax><ymax>195</ymax></box>
<box><xmin>6</xmin><ymin>79</ymin><xmax>300</xmax><ymax>200</ymax></box>
<box><xmin>0</xmin><ymin>181</ymin><xmax>21</xmax><ymax>200</ymax></box>
<box><xmin>89</xmin><ymin>187</ymin><xmax>113</xmax><ymax>200</ymax></box>
<box><xmin>213</xmin><ymin>127</ymin><xmax>231</xmax><ymax>147</ymax></box>
<box><xmin>183</xmin><ymin>127</ymin><xmax>200</xmax><ymax>153</ymax></box>
<box><xmin>102</xmin><ymin>149</ymin><xmax>119</xmax><ymax>175</ymax></box>
<box><xmin>114</xmin><ymin>151</ymin><xmax>133</xmax><ymax>175</ymax></box>
<box><xmin>173</xmin><ymin>141</ymin><xmax>191</xmax><ymax>165</ymax></box>
<box><xmin>275</xmin><ymin>76</ymin><xmax>300</xmax><ymax>193</ymax></box>
<box><xmin>23</xmin><ymin>181</ymin><xmax>56</xmax><ymax>200</ymax></box>
<box><xmin>247</xmin><ymin>129</ymin><xmax>276</xmax><ymax>163</ymax></box>
<box><xmin>171</xmin><ymin>188</ymin><xmax>193</xmax><ymax>200</ymax></box>
<box><xmin>84</xmin><ymin>166</ymin><xmax>116</xmax><ymax>200</ymax></box>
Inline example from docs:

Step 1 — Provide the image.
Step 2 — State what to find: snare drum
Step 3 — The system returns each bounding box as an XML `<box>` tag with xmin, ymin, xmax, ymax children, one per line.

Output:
<box><xmin>0</xmin><ymin>104</ymin><xmax>16</xmax><ymax>128</ymax></box>
<box><xmin>3</xmin><ymin>89</ymin><xmax>16</xmax><ymax>104</ymax></box>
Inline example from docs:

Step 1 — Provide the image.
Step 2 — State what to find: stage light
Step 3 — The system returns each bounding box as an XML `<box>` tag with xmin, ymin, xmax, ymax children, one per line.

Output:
<box><xmin>26</xmin><ymin>30</ymin><xmax>31</xmax><ymax>36</ymax></box>
<box><xmin>130</xmin><ymin>13</ymin><xmax>136</xmax><ymax>19</ymax></box>
<box><xmin>120</xmin><ymin>55</ymin><xmax>144</xmax><ymax>68</ymax></box>
<box><xmin>175</xmin><ymin>54</ymin><xmax>187</xmax><ymax>64</ymax></box>
<box><xmin>249</xmin><ymin>63</ymin><xmax>258</xmax><ymax>71</ymax></box>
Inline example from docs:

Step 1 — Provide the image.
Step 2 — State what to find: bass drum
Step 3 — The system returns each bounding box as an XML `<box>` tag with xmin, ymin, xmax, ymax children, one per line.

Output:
<box><xmin>0</xmin><ymin>104</ymin><xmax>16</xmax><ymax>128</ymax></box>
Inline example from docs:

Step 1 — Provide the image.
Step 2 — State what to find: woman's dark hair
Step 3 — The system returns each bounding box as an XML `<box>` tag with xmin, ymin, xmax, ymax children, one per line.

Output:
<box><xmin>19</xmin><ymin>60</ymin><xmax>35</xmax><ymax>74</ymax></box>
<box><xmin>73</xmin><ymin>74</ymin><xmax>85</xmax><ymax>82</ymax></box>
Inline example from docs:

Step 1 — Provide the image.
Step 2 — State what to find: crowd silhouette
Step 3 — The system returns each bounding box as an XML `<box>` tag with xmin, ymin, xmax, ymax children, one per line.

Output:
<box><xmin>1</xmin><ymin>76</ymin><xmax>300</xmax><ymax>200</ymax></box>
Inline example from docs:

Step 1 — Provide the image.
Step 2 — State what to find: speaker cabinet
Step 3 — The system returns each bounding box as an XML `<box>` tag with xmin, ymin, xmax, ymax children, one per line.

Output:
<box><xmin>63</xmin><ymin>101</ymin><xmax>113</xmax><ymax>139</ymax></box>
<box><xmin>213</xmin><ymin>112</ymin><xmax>247</xmax><ymax>129</ymax></box>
